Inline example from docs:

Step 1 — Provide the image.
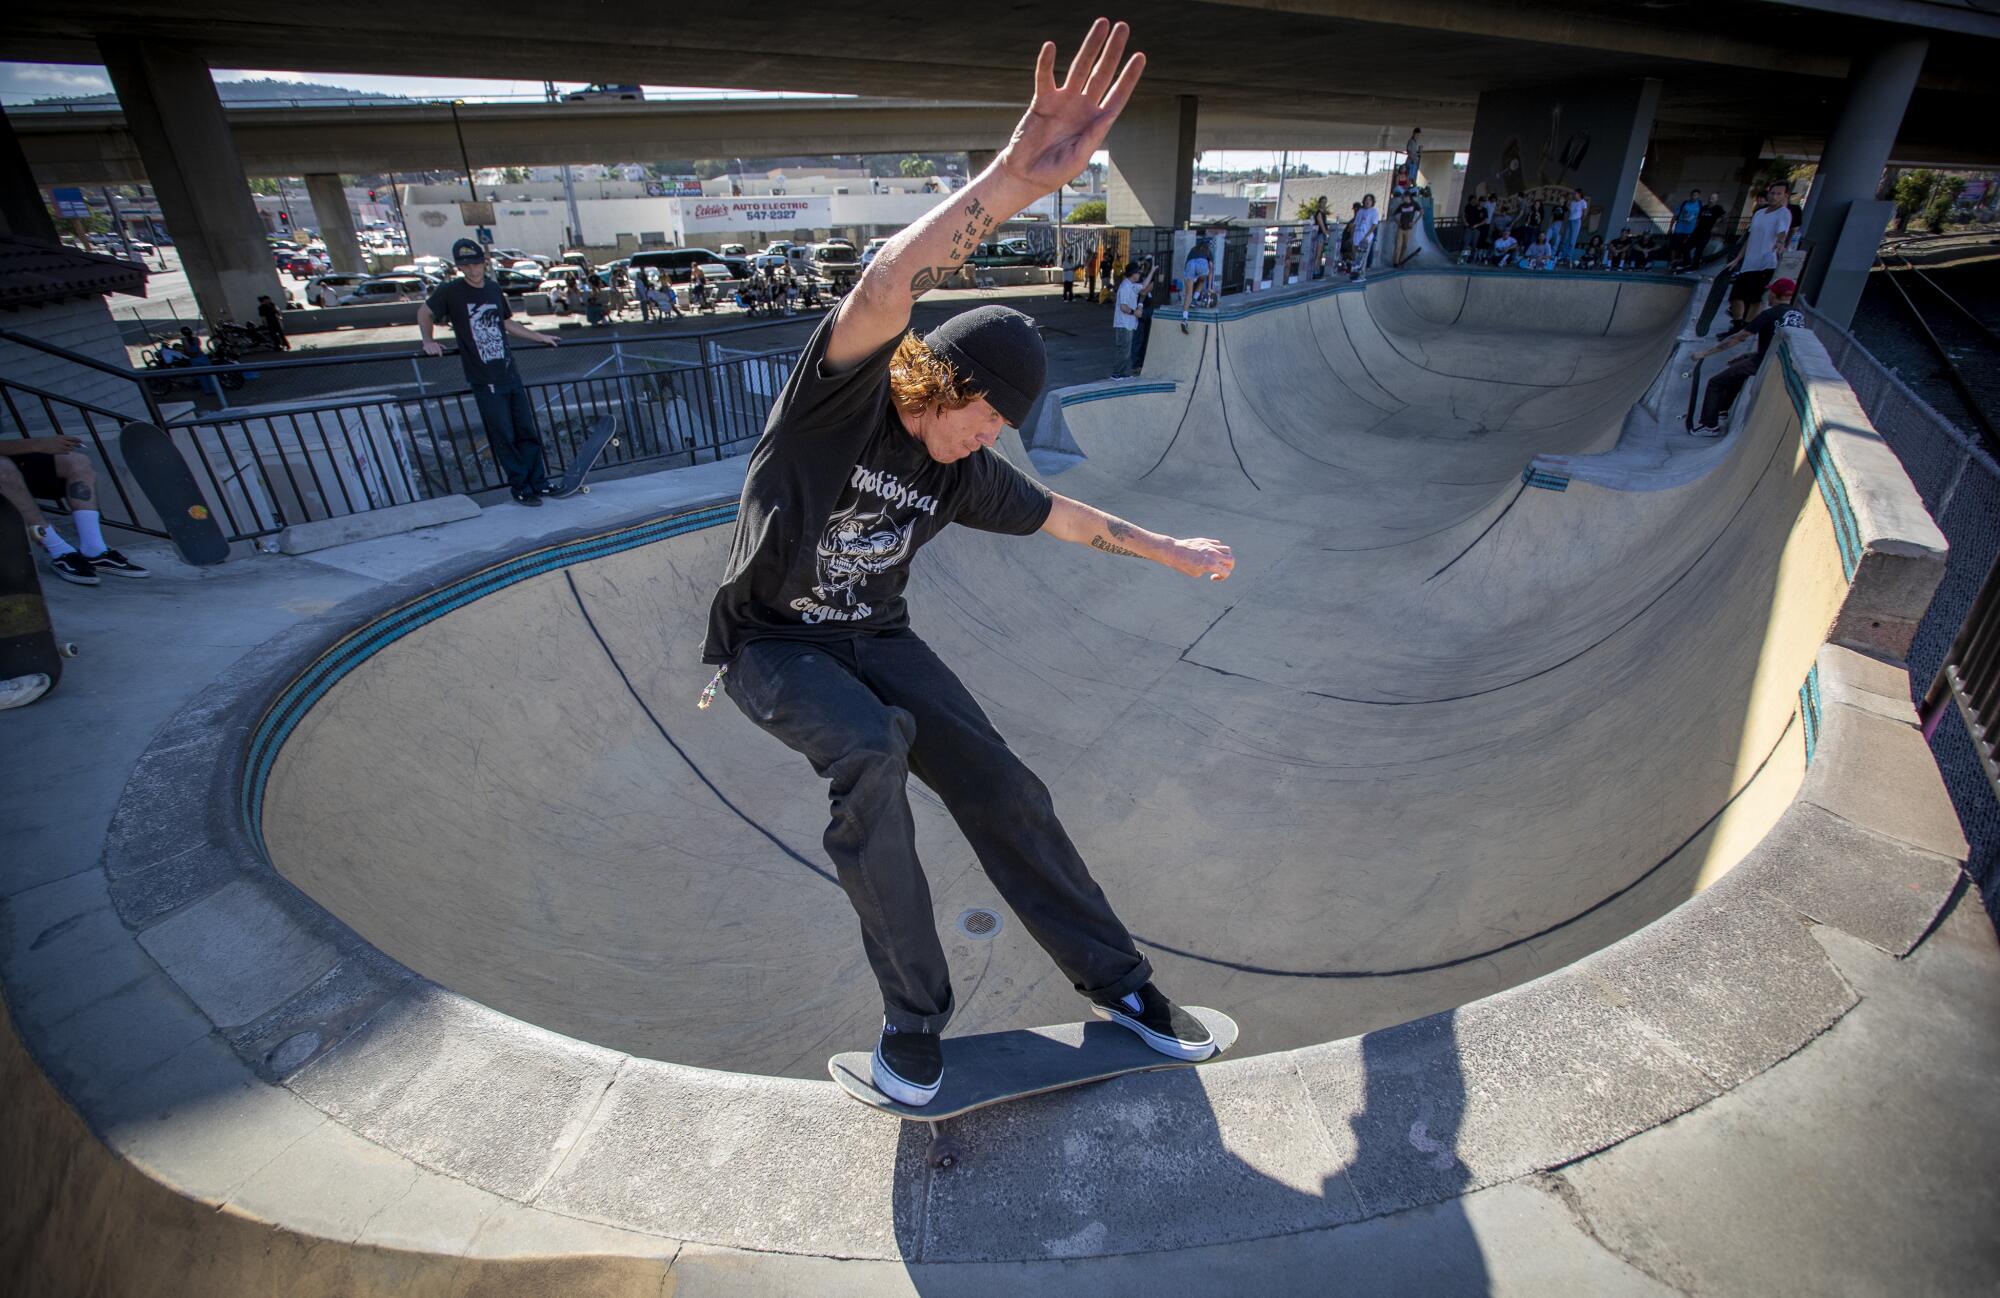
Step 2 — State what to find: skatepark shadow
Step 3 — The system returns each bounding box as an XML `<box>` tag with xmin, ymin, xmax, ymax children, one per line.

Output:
<box><xmin>891</xmin><ymin>1013</ymin><xmax>1489</xmax><ymax>1293</ymax></box>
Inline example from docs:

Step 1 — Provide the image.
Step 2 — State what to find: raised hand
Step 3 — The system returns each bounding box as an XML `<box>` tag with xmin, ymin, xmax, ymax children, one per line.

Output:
<box><xmin>995</xmin><ymin>19</ymin><xmax>1147</xmax><ymax>195</ymax></box>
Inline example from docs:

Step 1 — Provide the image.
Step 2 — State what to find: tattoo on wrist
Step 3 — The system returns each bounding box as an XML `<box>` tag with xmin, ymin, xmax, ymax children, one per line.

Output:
<box><xmin>1090</xmin><ymin>534</ymin><xmax>1143</xmax><ymax>559</ymax></box>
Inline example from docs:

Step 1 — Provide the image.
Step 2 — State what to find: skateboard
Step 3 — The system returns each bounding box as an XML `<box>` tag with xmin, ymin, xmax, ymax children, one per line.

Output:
<box><xmin>0</xmin><ymin>496</ymin><xmax>78</xmax><ymax>699</ymax></box>
<box><xmin>543</xmin><ymin>414</ymin><xmax>618</xmax><ymax>498</ymax></box>
<box><xmin>1394</xmin><ymin>246</ymin><xmax>1424</xmax><ymax>270</ymax></box>
<box><xmin>1696</xmin><ymin>270</ymin><xmax>1734</xmax><ymax>336</ymax></box>
<box><xmin>119</xmin><ymin>422</ymin><xmax>230</xmax><ymax>565</ymax></box>
<box><xmin>829</xmin><ymin>1006</ymin><xmax>1238</xmax><ymax>1169</ymax></box>
<box><xmin>1683</xmin><ymin>356</ymin><xmax>1707</xmax><ymax>431</ymax></box>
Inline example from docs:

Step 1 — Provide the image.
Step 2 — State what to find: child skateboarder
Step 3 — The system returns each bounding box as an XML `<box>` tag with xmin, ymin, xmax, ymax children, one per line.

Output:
<box><xmin>702</xmin><ymin>18</ymin><xmax>1234</xmax><ymax>1108</ymax></box>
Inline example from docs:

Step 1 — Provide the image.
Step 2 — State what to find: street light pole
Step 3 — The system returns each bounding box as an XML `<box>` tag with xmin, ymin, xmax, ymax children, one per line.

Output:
<box><xmin>449</xmin><ymin>100</ymin><xmax>478</xmax><ymax>201</ymax></box>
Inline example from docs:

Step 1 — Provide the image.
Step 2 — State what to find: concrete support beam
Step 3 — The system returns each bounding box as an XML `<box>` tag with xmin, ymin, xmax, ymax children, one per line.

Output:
<box><xmin>98</xmin><ymin>39</ymin><xmax>283</xmax><ymax>326</ymax></box>
<box><xmin>1464</xmin><ymin>79</ymin><xmax>1659</xmax><ymax>233</ymax></box>
<box><xmin>1800</xmin><ymin>38</ymin><xmax>1928</xmax><ymax>322</ymax></box>
<box><xmin>304</xmin><ymin>173</ymin><xmax>365</xmax><ymax>273</ymax></box>
<box><xmin>966</xmin><ymin>149</ymin><xmax>998</xmax><ymax>178</ymax></box>
<box><xmin>0</xmin><ymin>105</ymin><xmax>61</xmax><ymax>244</ymax></box>
<box><xmin>1107</xmin><ymin>96</ymin><xmax>1197</xmax><ymax>229</ymax></box>
<box><xmin>1638</xmin><ymin>136</ymin><xmax>1765</xmax><ymax>235</ymax></box>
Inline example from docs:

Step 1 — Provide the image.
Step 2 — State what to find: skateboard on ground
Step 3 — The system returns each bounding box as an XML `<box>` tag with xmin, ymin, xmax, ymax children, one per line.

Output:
<box><xmin>543</xmin><ymin>414</ymin><xmax>618</xmax><ymax>498</ymax></box>
<box><xmin>0</xmin><ymin>496</ymin><xmax>78</xmax><ymax>702</ymax></box>
<box><xmin>1696</xmin><ymin>270</ymin><xmax>1734</xmax><ymax>336</ymax></box>
<box><xmin>829</xmin><ymin>1006</ymin><xmax>1238</xmax><ymax>1169</ymax></box>
<box><xmin>1394</xmin><ymin>246</ymin><xmax>1423</xmax><ymax>270</ymax></box>
<box><xmin>119</xmin><ymin>422</ymin><xmax>229</xmax><ymax>565</ymax></box>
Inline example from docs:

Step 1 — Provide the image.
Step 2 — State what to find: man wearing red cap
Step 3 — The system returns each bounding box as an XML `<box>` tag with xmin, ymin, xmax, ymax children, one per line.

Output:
<box><xmin>701</xmin><ymin>19</ymin><xmax>1235</xmax><ymax>1108</ymax></box>
<box><xmin>1689</xmin><ymin>276</ymin><xmax>1805</xmax><ymax>435</ymax></box>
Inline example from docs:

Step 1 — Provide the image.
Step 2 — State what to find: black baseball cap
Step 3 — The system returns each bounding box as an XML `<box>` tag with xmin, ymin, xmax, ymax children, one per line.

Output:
<box><xmin>922</xmin><ymin>305</ymin><xmax>1046</xmax><ymax>427</ymax></box>
<box><xmin>451</xmin><ymin>238</ymin><xmax>487</xmax><ymax>264</ymax></box>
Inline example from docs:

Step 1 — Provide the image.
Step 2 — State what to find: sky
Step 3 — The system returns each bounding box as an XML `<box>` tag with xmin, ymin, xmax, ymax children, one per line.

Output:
<box><xmin>2</xmin><ymin>62</ymin><xmax>1437</xmax><ymax>175</ymax></box>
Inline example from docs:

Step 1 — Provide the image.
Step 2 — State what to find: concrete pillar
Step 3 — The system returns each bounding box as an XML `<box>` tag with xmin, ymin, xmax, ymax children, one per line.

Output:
<box><xmin>98</xmin><ymin>39</ymin><xmax>283</xmax><ymax>325</ymax></box>
<box><xmin>1638</xmin><ymin>136</ymin><xmax>1764</xmax><ymax>234</ymax></box>
<box><xmin>1464</xmin><ymin>79</ymin><xmax>1658</xmax><ymax>229</ymax></box>
<box><xmin>966</xmin><ymin>149</ymin><xmax>999</xmax><ymax>179</ymax></box>
<box><xmin>1106</xmin><ymin>96</ymin><xmax>1197</xmax><ymax>229</ymax></box>
<box><xmin>0</xmin><ymin>105</ymin><xmax>60</xmax><ymax>244</ymax></box>
<box><xmin>1799</xmin><ymin>38</ymin><xmax>1928</xmax><ymax>318</ymax></box>
<box><xmin>305</xmin><ymin>173</ymin><xmax>365</xmax><ymax>273</ymax></box>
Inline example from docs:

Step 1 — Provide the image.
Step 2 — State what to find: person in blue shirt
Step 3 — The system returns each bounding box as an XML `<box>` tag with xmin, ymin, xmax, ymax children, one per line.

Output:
<box><xmin>1668</xmin><ymin>189</ymin><xmax>1704</xmax><ymax>270</ymax></box>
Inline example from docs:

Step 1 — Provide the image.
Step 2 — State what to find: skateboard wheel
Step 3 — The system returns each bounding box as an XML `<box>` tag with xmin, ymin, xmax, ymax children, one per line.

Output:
<box><xmin>929</xmin><ymin>1141</ymin><xmax>961</xmax><ymax>1170</ymax></box>
<box><xmin>59</xmin><ymin>642</ymin><xmax>79</xmax><ymax>658</ymax></box>
<box><xmin>580</xmin><ymin>485</ymin><xmax>591</xmax><ymax>495</ymax></box>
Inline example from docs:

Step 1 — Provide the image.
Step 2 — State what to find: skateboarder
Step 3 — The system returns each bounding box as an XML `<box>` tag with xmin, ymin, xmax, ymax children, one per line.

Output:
<box><xmin>1178</xmin><ymin>237</ymin><xmax>1211</xmax><ymax>332</ymax></box>
<box><xmin>418</xmin><ymin>239</ymin><xmax>561</xmax><ymax>506</ymax></box>
<box><xmin>702</xmin><ymin>18</ymin><xmax>1232</xmax><ymax>1109</ymax></box>
<box><xmin>1689</xmin><ymin>277</ymin><xmax>1804</xmax><ymax>435</ymax></box>
<box><xmin>0</xmin><ymin>436</ymin><xmax>149</xmax><ymax>584</ymax></box>
<box><xmin>1719</xmin><ymin>184</ymin><xmax>1792</xmax><ymax>334</ymax></box>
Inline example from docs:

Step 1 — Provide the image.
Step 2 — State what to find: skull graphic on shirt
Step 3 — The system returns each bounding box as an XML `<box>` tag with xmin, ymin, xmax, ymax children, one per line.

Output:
<box><xmin>812</xmin><ymin>499</ymin><xmax>915</xmax><ymax>606</ymax></box>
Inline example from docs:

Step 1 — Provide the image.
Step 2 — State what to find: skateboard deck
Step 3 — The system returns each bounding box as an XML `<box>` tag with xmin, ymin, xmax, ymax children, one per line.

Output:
<box><xmin>1684</xmin><ymin>356</ymin><xmax>1707</xmax><ymax>431</ymax></box>
<box><xmin>830</xmin><ymin>1006</ymin><xmax>1238</xmax><ymax>1165</ymax></box>
<box><xmin>119</xmin><ymin>422</ymin><xmax>229</xmax><ymax>565</ymax></box>
<box><xmin>0</xmin><ymin>496</ymin><xmax>76</xmax><ymax>696</ymax></box>
<box><xmin>545</xmin><ymin>414</ymin><xmax>618</xmax><ymax>498</ymax></box>
<box><xmin>1696</xmin><ymin>270</ymin><xmax>1734</xmax><ymax>335</ymax></box>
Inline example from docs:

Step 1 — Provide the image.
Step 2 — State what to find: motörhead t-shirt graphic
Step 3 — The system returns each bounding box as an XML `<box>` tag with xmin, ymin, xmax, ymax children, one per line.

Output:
<box><xmin>704</xmin><ymin>311</ymin><xmax>1051</xmax><ymax>663</ymax></box>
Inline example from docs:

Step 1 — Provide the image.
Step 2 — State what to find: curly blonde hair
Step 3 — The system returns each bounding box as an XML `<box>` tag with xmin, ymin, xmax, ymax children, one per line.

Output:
<box><xmin>888</xmin><ymin>331</ymin><xmax>986</xmax><ymax>419</ymax></box>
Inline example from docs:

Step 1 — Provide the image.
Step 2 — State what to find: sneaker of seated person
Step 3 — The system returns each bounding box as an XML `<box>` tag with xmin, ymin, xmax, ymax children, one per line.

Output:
<box><xmin>1092</xmin><ymin>983</ymin><xmax>1216</xmax><ymax>1061</ymax></box>
<box><xmin>85</xmin><ymin>549</ymin><xmax>150</xmax><ymax>578</ymax></box>
<box><xmin>48</xmin><ymin>551</ymin><xmax>99</xmax><ymax>586</ymax></box>
<box><xmin>873</xmin><ymin>1021</ymin><xmax>943</xmax><ymax>1106</ymax></box>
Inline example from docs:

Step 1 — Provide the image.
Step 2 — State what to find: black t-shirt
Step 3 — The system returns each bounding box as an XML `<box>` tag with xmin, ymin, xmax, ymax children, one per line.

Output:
<box><xmin>702</xmin><ymin>312</ymin><xmax>1053</xmax><ymax>663</ymax></box>
<box><xmin>1746</xmin><ymin>303</ymin><xmax>1807</xmax><ymax>358</ymax></box>
<box><xmin>1395</xmin><ymin>200</ymin><xmax>1421</xmax><ymax>230</ymax></box>
<box><xmin>424</xmin><ymin>278</ymin><xmax>518</xmax><ymax>387</ymax></box>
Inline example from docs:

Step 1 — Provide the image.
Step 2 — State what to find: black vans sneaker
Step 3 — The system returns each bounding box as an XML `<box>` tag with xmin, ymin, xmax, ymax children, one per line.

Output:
<box><xmin>48</xmin><ymin>551</ymin><xmax>99</xmax><ymax>586</ymax></box>
<box><xmin>872</xmin><ymin>1022</ymin><xmax>943</xmax><ymax>1106</ymax></box>
<box><xmin>1092</xmin><ymin>984</ymin><xmax>1216</xmax><ymax>1061</ymax></box>
<box><xmin>85</xmin><ymin>549</ymin><xmax>150</xmax><ymax>578</ymax></box>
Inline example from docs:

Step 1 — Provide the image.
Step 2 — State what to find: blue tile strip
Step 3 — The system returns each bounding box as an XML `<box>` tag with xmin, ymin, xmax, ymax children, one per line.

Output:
<box><xmin>1522</xmin><ymin>466</ymin><xmax>1571</xmax><ymax>492</ymax></box>
<box><xmin>1058</xmin><ymin>381</ymin><xmax>1177</xmax><ymax>406</ymax></box>
<box><xmin>1777</xmin><ymin>339</ymin><xmax>1862</xmax><ymax>582</ymax></box>
<box><xmin>1799</xmin><ymin>663</ymin><xmax>1823</xmax><ymax>766</ymax></box>
<box><xmin>240</xmin><ymin>501</ymin><xmax>739</xmax><ymax>857</ymax></box>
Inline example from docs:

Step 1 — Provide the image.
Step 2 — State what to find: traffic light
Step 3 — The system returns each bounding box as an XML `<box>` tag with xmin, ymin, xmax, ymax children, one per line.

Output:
<box><xmin>278</xmin><ymin>210</ymin><xmax>290</xmax><ymax>225</ymax></box>
<box><xmin>368</xmin><ymin>189</ymin><xmax>378</xmax><ymax>202</ymax></box>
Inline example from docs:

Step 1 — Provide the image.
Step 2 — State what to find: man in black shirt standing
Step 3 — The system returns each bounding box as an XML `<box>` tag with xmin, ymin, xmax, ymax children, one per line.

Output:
<box><xmin>703</xmin><ymin>19</ymin><xmax>1234</xmax><ymax>1108</ymax></box>
<box><xmin>418</xmin><ymin>239</ymin><xmax>561</xmax><ymax>506</ymax></box>
<box><xmin>1689</xmin><ymin>277</ymin><xmax>1805</xmax><ymax>434</ymax></box>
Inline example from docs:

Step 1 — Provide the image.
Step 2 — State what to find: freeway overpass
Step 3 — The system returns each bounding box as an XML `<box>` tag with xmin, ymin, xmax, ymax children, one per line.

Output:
<box><xmin>5</xmin><ymin>0</ymin><xmax>1995</xmax><ymax>325</ymax></box>
<box><xmin>10</xmin><ymin>97</ymin><xmax>1471</xmax><ymax>187</ymax></box>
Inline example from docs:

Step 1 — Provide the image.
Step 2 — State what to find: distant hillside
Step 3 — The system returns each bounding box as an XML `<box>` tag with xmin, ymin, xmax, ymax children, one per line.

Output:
<box><xmin>33</xmin><ymin>76</ymin><xmax>407</xmax><ymax>107</ymax></box>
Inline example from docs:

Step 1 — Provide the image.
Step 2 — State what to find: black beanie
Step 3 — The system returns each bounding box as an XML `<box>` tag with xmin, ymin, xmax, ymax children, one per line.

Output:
<box><xmin>922</xmin><ymin>305</ymin><xmax>1046</xmax><ymax>427</ymax></box>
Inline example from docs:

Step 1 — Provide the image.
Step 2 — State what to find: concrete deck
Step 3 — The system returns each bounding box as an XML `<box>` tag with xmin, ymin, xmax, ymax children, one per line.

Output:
<box><xmin>4</xmin><ymin>264</ymin><xmax>1996</xmax><ymax>1295</ymax></box>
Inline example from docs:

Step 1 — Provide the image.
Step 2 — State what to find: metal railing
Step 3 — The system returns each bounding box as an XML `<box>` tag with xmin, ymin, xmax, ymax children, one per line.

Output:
<box><xmin>0</xmin><ymin>322</ymin><xmax>801</xmax><ymax>544</ymax></box>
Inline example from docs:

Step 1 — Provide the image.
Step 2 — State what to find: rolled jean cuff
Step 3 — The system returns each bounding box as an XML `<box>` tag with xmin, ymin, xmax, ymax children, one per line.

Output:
<box><xmin>883</xmin><ymin>987</ymin><xmax>955</xmax><ymax>1036</ymax></box>
<box><xmin>1080</xmin><ymin>955</ymin><xmax>1154</xmax><ymax>1007</ymax></box>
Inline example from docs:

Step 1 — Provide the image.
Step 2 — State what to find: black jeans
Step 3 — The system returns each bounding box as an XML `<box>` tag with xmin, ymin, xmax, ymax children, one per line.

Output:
<box><xmin>725</xmin><ymin>631</ymin><xmax>1152</xmax><ymax>1032</ymax></box>
<box><xmin>471</xmin><ymin>380</ymin><xmax>548</xmax><ymax>494</ymax></box>
<box><xmin>1700</xmin><ymin>353</ymin><xmax>1760</xmax><ymax>427</ymax></box>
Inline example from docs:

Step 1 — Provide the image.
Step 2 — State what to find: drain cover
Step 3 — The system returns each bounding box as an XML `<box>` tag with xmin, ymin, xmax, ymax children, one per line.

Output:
<box><xmin>956</xmin><ymin>907</ymin><xmax>1003</xmax><ymax>939</ymax></box>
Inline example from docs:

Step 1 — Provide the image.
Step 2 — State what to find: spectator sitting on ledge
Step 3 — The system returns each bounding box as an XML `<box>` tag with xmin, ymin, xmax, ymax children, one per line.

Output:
<box><xmin>1524</xmin><ymin>234</ymin><xmax>1555</xmax><ymax>270</ymax></box>
<box><xmin>1490</xmin><ymin>230</ymin><xmax>1519</xmax><ymax>266</ymax></box>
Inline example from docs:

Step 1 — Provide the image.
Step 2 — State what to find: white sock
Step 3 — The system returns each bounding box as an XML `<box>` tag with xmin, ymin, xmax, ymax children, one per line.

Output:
<box><xmin>33</xmin><ymin>525</ymin><xmax>74</xmax><ymax>558</ymax></box>
<box><xmin>75</xmin><ymin>509</ymin><xmax>106</xmax><ymax>556</ymax></box>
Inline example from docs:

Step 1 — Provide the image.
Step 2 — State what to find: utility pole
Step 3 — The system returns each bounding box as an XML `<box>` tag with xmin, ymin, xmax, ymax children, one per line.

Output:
<box><xmin>101</xmin><ymin>187</ymin><xmax>136</xmax><ymax>262</ymax></box>
<box><xmin>448</xmin><ymin>101</ymin><xmax>478</xmax><ymax>200</ymax></box>
<box><xmin>547</xmin><ymin>80</ymin><xmax>583</xmax><ymax>250</ymax></box>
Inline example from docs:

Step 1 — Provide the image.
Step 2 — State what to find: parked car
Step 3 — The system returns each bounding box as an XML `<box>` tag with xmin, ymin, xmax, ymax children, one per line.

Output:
<box><xmin>493</xmin><ymin>269</ymin><xmax>543</xmax><ymax>292</ymax></box>
<box><xmin>806</xmin><ymin>242</ymin><xmax>862</xmax><ymax>276</ymax></box>
<box><xmin>410</xmin><ymin>255</ymin><xmax>448</xmax><ymax>276</ymax></box>
<box><xmin>967</xmin><ymin>240</ymin><xmax>1039</xmax><ymax>268</ymax></box>
<box><xmin>627</xmin><ymin>247</ymin><xmax>753</xmax><ymax>283</ymax></box>
<box><xmin>558</xmin><ymin>252</ymin><xmax>592</xmax><ymax>271</ymax></box>
<box><xmin>860</xmin><ymin>237</ymin><xmax>890</xmax><ymax>268</ymax></box>
<box><xmin>490</xmin><ymin>247</ymin><xmax>532</xmax><ymax>265</ymax></box>
<box><xmin>336</xmin><ymin>276</ymin><xmax>428</xmax><ymax>306</ymax></box>
<box><xmin>304</xmin><ymin>272</ymin><xmax>372</xmax><ymax>303</ymax></box>
<box><xmin>504</xmin><ymin>259</ymin><xmax>544</xmax><ymax>275</ymax></box>
<box><xmin>564</xmin><ymin>83</ymin><xmax>643</xmax><ymax>102</ymax></box>
<box><xmin>718</xmin><ymin>243</ymin><xmax>748</xmax><ymax>258</ymax></box>
<box><xmin>750</xmin><ymin>251</ymin><xmax>790</xmax><ymax>274</ymax></box>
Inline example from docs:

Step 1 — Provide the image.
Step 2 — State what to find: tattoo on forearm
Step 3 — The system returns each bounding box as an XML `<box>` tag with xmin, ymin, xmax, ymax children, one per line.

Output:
<box><xmin>1106</xmin><ymin>517</ymin><xmax>1138</xmax><ymax>542</ymax></box>
<box><xmin>1090</xmin><ymin>534</ymin><xmax>1143</xmax><ymax>558</ymax></box>
<box><xmin>909</xmin><ymin>197</ymin><xmax>1001</xmax><ymax>298</ymax></box>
